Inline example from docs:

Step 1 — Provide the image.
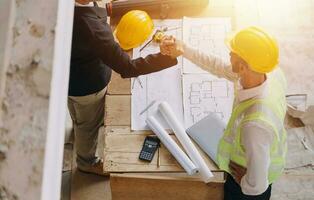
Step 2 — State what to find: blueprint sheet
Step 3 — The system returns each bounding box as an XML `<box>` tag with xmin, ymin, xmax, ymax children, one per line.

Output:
<box><xmin>182</xmin><ymin>17</ymin><xmax>231</xmax><ymax>74</ymax></box>
<box><xmin>131</xmin><ymin>19</ymin><xmax>184</xmax><ymax>130</ymax></box>
<box><xmin>182</xmin><ymin>73</ymin><xmax>234</xmax><ymax>128</ymax></box>
<box><xmin>131</xmin><ymin>18</ymin><xmax>233</xmax><ymax>130</ymax></box>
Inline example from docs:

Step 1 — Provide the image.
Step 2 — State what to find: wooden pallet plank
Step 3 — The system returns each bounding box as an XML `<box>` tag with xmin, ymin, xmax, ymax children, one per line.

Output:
<box><xmin>110</xmin><ymin>173</ymin><xmax>224</xmax><ymax>200</ymax></box>
<box><xmin>105</xmin><ymin>95</ymin><xmax>131</xmax><ymax>126</ymax></box>
<box><xmin>103</xmin><ymin>127</ymin><xmax>219</xmax><ymax>172</ymax></box>
<box><xmin>107</xmin><ymin>71</ymin><xmax>131</xmax><ymax>95</ymax></box>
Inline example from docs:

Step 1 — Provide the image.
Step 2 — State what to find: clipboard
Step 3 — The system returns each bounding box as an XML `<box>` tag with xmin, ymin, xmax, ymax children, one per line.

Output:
<box><xmin>186</xmin><ymin>113</ymin><xmax>226</xmax><ymax>164</ymax></box>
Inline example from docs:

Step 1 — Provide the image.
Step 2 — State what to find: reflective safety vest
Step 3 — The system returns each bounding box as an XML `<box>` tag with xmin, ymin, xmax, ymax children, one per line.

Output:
<box><xmin>217</xmin><ymin>68</ymin><xmax>287</xmax><ymax>183</ymax></box>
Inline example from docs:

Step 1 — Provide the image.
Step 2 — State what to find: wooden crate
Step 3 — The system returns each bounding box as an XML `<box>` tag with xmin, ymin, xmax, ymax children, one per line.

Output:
<box><xmin>110</xmin><ymin>173</ymin><xmax>224</xmax><ymax>200</ymax></box>
<box><xmin>103</xmin><ymin>71</ymin><xmax>224</xmax><ymax>199</ymax></box>
<box><xmin>107</xmin><ymin>67</ymin><xmax>131</xmax><ymax>95</ymax></box>
<box><xmin>105</xmin><ymin>95</ymin><xmax>131</xmax><ymax>126</ymax></box>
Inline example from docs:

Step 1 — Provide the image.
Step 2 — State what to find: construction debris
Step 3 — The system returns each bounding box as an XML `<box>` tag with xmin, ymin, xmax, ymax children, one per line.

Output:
<box><xmin>272</xmin><ymin>104</ymin><xmax>314</xmax><ymax>200</ymax></box>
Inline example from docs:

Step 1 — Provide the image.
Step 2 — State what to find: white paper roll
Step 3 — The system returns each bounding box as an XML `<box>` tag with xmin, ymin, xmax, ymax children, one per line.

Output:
<box><xmin>158</xmin><ymin>102</ymin><xmax>214</xmax><ymax>183</ymax></box>
<box><xmin>146</xmin><ymin>116</ymin><xmax>198</xmax><ymax>175</ymax></box>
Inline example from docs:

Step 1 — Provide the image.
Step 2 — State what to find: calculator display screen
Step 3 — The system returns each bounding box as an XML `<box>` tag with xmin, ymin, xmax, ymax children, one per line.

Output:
<box><xmin>146</xmin><ymin>140</ymin><xmax>157</xmax><ymax>146</ymax></box>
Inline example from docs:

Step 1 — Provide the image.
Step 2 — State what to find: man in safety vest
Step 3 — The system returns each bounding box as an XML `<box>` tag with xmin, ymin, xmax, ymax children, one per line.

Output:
<box><xmin>161</xmin><ymin>27</ymin><xmax>287</xmax><ymax>199</ymax></box>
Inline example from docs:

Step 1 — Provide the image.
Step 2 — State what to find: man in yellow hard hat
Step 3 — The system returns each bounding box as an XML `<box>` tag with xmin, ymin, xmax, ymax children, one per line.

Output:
<box><xmin>161</xmin><ymin>27</ymin><xmax>287</xmax><ymax>199</ymax></box>
<box><xmin>70</xmin><ymin>0</ymin><xmax>177</xmax><ymax>176</ymax></box>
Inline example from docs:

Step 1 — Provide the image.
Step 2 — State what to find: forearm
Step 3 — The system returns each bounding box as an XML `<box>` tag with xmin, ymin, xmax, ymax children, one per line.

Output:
<box><xmin>240</xmin><ymin>122</ymin><xmax>273</xmax><ymax>195</ymax></box>
<box><xmin>240</xmin><ymin>158</ymin><xmax>270</xmax><ymax>195</ymax></box>
<box><xmin>98</xmin><ymin>42</ymin><xmax>177</xmax><ymax>78</ymax></box>
<box><xmin>182</xmin><ymin>42</ymin><xmax>237</xmax><ymax>82</ymax></box>
<box><xmin>92</xmin><ymin>22</ymin><xmax>177</xmax><ymax>78</ymax></box>
<box><xmin>120</xmin><ymin>53</ymin><xmax>178</xmax><ymax>78</ymax></box>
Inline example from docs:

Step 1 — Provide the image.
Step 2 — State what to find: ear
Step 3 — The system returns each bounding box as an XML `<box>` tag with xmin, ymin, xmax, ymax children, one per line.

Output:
<box><xmin>238</xmin><ymin>62</ymin><xmax>246</xmax><ymax>74</ymax></box>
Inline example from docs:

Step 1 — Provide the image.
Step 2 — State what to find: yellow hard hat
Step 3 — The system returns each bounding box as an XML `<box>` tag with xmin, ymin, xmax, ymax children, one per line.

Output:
<box><xmin>115</xmin><ymin>10</ymin><xmax>154</xmax><ymax>50</ymax></box>
<box><xmin>225</xmin><ymin>27</ymin><xmax>279</xmax><ymax>73</ymax></box>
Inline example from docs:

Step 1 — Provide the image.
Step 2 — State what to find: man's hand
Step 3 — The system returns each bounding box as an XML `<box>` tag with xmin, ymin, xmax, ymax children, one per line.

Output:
<box><xmin>159</xmin><ymin>35</ymin><xmax>174</xmax><ymax>56</ymax></box>
<box><xmin>160</xmin><ymin>35</ymin><xmax>184</xmax><ymax>58</ymax></box>
<box><xmin>229</xmin><ymin>161</ymin><xmax>247</xmax><ymax>184</ymax></box>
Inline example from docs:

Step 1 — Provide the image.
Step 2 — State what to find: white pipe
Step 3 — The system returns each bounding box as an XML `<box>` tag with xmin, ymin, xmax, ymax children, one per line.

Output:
<box><xmin>158</xmin><ymin>102</ymin><xmax>213</xmax><ymax>183</ymax></box>
<box><xmin>41</xmin><ymin>0</ymin><xmax>74</xmax><ymax>199</ymax></box>
<box><xmin>146</xmin><ymin>116</ymin><xmax>198</xmax><ymax>175</ymax></box>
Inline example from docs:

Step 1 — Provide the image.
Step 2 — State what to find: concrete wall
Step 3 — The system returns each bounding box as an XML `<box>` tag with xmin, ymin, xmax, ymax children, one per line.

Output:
<box><xmin>0</xmin><ymin>0</ymin><xmax>59</xmax><ymax>199</ymax></box>
<box><xmin>0</xmin><ymin>0</ymin><xmax>14</xmax><ymax>119</ymax></box>
<box><xmin>235</xmin><ymin>0</ymin><xmax>314</xmax><ymax>106</ymax></box>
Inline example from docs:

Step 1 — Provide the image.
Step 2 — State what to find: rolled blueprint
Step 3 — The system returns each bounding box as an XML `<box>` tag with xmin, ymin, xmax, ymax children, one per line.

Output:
<box><xmin>146</xmin><ymin>116</ymin><xmax>198</xmax><ymax>175</ymax></box>
<box><xmin>158</xmin><ymin>102</ymin><xmax>213</xmax><ymax>183</ymax></box>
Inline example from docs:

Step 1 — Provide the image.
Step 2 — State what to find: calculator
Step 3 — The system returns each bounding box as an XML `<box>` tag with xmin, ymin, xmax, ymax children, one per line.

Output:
<box><xmin>139</xmin><ymin>136</ymin><xmax>160</xmax><ymax>162</ymax></box>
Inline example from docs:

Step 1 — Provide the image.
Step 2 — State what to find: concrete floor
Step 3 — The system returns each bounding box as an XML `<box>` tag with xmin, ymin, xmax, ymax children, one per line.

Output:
<box><xmin>61</xmin><ymin>113</ymin><xmax>110</xmax><ymax>200</ymax></box>
<box><xmin>61</xmin><ymin>142</ymin><xmax>111</xmax><ymax>200</ymax></box>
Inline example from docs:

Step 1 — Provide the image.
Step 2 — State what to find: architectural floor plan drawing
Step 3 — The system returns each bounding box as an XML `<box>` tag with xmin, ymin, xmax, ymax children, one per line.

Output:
<box><xmin>131</xmin><ymin>18</ymin><xmax>233</xmax><ymax>130</ymax></box>
<box><xmin>183</xmin><ymin>73</ymin><xmax>234</xmax><ymax>129</ymax></box>
<box><xmin>182</xmin><ymin>17</ymin><xmax>231</xmax><ymax>74</ymax></box>
<box><xmin>131</xmin><ymin>20</ymin><xmax>184</xmax><ymax>130</ymax></box>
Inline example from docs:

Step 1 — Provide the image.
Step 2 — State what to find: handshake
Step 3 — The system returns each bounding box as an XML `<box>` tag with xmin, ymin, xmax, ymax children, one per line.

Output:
<box><xmin>159</xmin><ymin>36</ymin><xmax>184</xmax><ymax>58</ymax></box>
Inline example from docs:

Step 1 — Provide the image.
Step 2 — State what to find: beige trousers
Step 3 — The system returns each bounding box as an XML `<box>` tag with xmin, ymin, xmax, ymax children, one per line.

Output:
<box><xmin>67</xmin><ymin>87</ymin><xmax>106</xmax><ymax>168</ymax></box>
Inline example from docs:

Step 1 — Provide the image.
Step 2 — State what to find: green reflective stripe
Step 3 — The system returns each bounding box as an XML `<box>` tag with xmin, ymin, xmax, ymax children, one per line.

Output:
<box><xmin>268</xmin><ymin>166</ymin><xmax>284</xmax><ymax>183</ymax></box>
<box><xmin>219</xmin><ymin>138</ymin><xmax>234</xmax><ymax>151</ymax></box>
<box><xmin>269</xmin><ymin>163</ymin><xmax>285</xmax><ymax>174</ymax></box>
<box><xmin>282</xmin><ymin>129</ymin><xmax>287</xmax><ymax>144</ymax></box>
<box><xmin>218</xmin><ymin>151</ymin><xmax>230</xmax><ymax>159</ymax></box>
<box><xmin>222</xmin><ymin>132</ymin><xmax>235</xmax><ymax>144</ymax></box>
<box><xmin>272</xmin><ymin>146</ymin><xmax>285</xmax><ymax>158</ymax></box>
<box><xmin>268</xmin><ymin>174</ymin><xmax>281</xmax><ymax>183</ymax></box>
<box><xmin>232</xmin><ymin>99</ymin><xmax>259</xmax><ymax>118</ymax></box>
<box><xmin>217</xmin><ymin>145</ymin><xmax>232</xmax><ymax>158</ymax></box>
<box><xmin>218</xmin><ymin>144</ymin><xmax>232</xmax><ymax>156</ymax></box>
<box><xmin>217</xmin><ymin>158</ymin><xmax>230</xmax><ymax>173</ymax></box>
<box><xmin>220</xmin><ymin>138</ymin><xmax>233</xmax><ymax>146</ymax></box>
<box><xmin>273</xmin><ymin>133</ymin><xmax>287</xmax><ymax>157</ymax></box>
<box><xmin>271</xmin><ymin>160</ymin><xmax>285</xmax><ymax>165</ymax></box>
<box><xmin>233</xmin><ymin>128</ymin><xmax>246</xmax><ymax>157</ymax></box>
<box><xmin>234</xmin><ymin>146</ymin><xmax>246</xmax><ymax>157</ymax></box>
<box><xmin>217</xmin><ymin>139</ymin><xmax>233</xmax><ymax>167</ymax></box>
<box><xmin>271</xmin><ymin>156</ymin><xmax>285</xmax><ymax>163</ymax></box>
